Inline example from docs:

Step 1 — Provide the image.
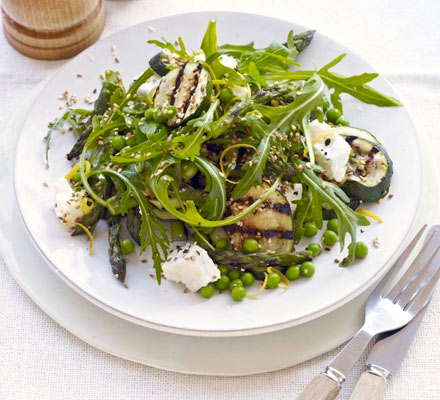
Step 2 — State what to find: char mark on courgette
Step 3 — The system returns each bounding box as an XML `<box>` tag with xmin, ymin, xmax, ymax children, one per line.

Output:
<box><xmin>226</xmin><ymin>183</ymin><xmax>294</xmax><ymax>252</ymax></box>
<box><xmin>153</xmin><ymin>62</ymin><xmax>212</xmax><ymax>127</ymax></box>
<box><xmin>209</xmin><ymin>250</ymin><xmax>311</xmax><ymax>270</ymax></box>
<box><xmin>341</xmin><ymin>134</ymin><xmax>393</xmax><ymax>203</ymax></box>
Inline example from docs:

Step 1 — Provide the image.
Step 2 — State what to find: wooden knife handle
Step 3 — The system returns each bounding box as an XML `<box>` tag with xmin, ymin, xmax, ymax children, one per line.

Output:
<box><xmin>297</xmin><ymin>374</ymin><xmax>340</xmax><ymax>400</ymax></box>
<box><xmin>349</xmin><ymin>372</ymin><xmax>387</xmax><ymax>400</ymax></box>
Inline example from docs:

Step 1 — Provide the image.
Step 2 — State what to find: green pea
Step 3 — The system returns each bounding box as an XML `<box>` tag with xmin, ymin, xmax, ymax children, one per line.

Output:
<box><xmin>335</xmin><ymin>116</ymin><xmax>349</xmax><ymax>126</ymax></box>
<box><xmin>215</xmin><ymin>238</ymin><xmax>228</xmax><ymax>251</ymax></box>
<box><xmin>144</xmin><ymin>108</ymin><xmax>155</xmax><ymax>121</ymax></box>
<box><xmin>121</xmin><ymin>238</ymin><xmax>135</xmax><ymax>255</ymax></box>
<box><xmin>241</xmin><ymin>272</ymin><xmax>255</xmax><ymax>287</ymax></box>
<box><xmin>322</xmin><ymin>100</ymin><xmax>330</xmax><ymax>111</ymax></box>
<box><xmin>285</xmin><ymin>266</ymin><xmax>301</xmax><ymax>281</ymax></box>
<box><xmin>200</xmin><ymin>284</ymin><xmax>215</xmax><ymax>298</ymax></box>
<box><xmin>355</xmin><ymin>241</ymin><xmax>369</xmax><ymax>259</ymax></box>
<box><xmin>228</xmin><ymin>268</ymin><xmax>241</xmax><ymax>281</ymax></box>
<box><xmin>304</xmin><ymin>222</ymin><xmax>318</xmax><ymax>238</ymax></box>
<box><xmin>323</xmin><ymin>230</ymin><xmax>338</xmax><ymax>246</ymax></box>
<box><xmin>219</xmin><ymin>87</ymin><xmax>233</xmax><ymax>103</ymax></box>
<box><xmin>326</xmin><ymin>108</ymin><xmax>342</xmax><ymax>123</ymax></box>
<box><xmin>218</xmin><ymin>264</ymin><xmax>229</xmax><ymax>276</ymax></box>
<box><xmin>214</xmin><ymin>275</ymin><xmax>230</xmax><ymax>291</ymax></box>
<box><xmin>231</xmin><ymin>286</ymin><xmax>247</xmax><ymax>302</ymax></box>
<box><xmin>327</xmin><ymin>218</ymin><xmax>339</xmax><ymax>234</ymax></box>
<box><xmin>111</xmin><ymin>135</ymin><xmax>126</xmax><ymax>151</ymax></box>
<box><xmin>306</xmin><ymin>242</ymin><xmax>322</xmax><ymax>257</ymax></box>
<box><xmin>266</xmin><ymin>272</ymin><xmax>281</xmax><ymax>289</ymax></box>
<box><xmin>229</xmin><ymin>278</ymin><xmax>243</xmax><ymax>291</ymax></box>
<box><xmin>71</xmin><ymin>172</ymin><xmax>82</xmax><ymax>183</ymax></box>
<box><xmin>300</xmin><ymin>261</ymin><xmax>315</xmax><ymax>277</ymax></box>
<box><xmin>243</xmin><ymin>238</ymin><xmax>260</xmax><ymax>254</ymax></box>
<box><xmin>349</xmin><ymin>149</ymin><xmax>355</xmax><ymax>158</ymax></box>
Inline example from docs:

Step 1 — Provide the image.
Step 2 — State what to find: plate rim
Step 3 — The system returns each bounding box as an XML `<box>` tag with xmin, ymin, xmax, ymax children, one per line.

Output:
<box><xmin>13</xmin><ymin>10</ymin><xmax>423</xmax><ymax>337</ymax></box>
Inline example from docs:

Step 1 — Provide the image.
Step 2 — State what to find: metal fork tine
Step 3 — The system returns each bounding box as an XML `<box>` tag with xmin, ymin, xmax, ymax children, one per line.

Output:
<box><xmin>386</xmin><ymin>226</ymin><xmax>440</xmax><ymax>300</ymax></box>
<box><xmin>370</xmin><ymin>225</ymin><xmax>427</xmax><ymax>299</ymax></box>
<box><xmin>405</xmin><ymin>253</ymin><xmax>440</xmax><ymax>314</ymax></box>
<box><xmin>395</xmin><ymin>243</ymin><xmax>440</xmax><ymax>307</ymax></box>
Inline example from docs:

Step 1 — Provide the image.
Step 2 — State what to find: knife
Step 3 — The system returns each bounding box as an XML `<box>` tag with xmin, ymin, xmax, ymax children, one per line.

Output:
<box><xmin>349</xmin><ymin>305</ymin><xmax>428</xmax><ymax>400</ymax></box>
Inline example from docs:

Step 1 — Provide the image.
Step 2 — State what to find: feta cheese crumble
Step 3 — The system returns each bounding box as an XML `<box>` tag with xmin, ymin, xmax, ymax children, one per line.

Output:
<box><xmin>230</xmin><ymin>83</ymin><xmax>251</xmax><ymax>98</ymax></box>
<box><xmin>53</xmin><ymin>178</ymin><xmax>87</xmax><ymax>225</ymax></box>
<box><xmin>162</xmin><ymin>243</ymin><xmax>220</xmax><ymax>292</ymax></box>
<box><xmin>309</xmin><ymin>120</ymin><xmax>351</xmax><ymax>182</ymax></box>
<box><xmin>219</xmin><ymin>54</ymin><xmax>238</xmax><ymax>69</ymax></box>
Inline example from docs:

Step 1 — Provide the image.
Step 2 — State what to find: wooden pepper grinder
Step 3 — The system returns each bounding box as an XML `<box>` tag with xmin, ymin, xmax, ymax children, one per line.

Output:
<box><xmin>1</xmin><ymin>0</ymin><xmax>105</xmax><ymax>60</ymax></box>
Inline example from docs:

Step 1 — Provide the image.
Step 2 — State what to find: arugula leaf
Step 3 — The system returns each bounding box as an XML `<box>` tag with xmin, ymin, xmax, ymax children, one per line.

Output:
<box><xmin>265</xmin><ymin>54</ymin><xmax>401</xmax><ymax>109</ymax></box>
<box><xmin>194</xmin><ymin>156</ymin><xmax>226</xmax><ymax>221</ymax></box>
<box><xmin>230</xmin><ymin>119</ymin><xmax>270</xmax><ymax>200</ymax></box>
<box><xmin>150</xmin><ymin>175</ymin><xmax>282</xmax><ymax>228</ymax></box>
<box><xmin>171</xmin><ymin>99</ymin><xmax>219</xmax><ymax>161</ymax></box>
<box><xmin>148</xmin><ymin>38</ymin><xmax>193</xmax><ymax>60</ymax></box>
<box><xmin>231</xmin><ymin>74</ymin><xmax>325</xmax><ymax>199</ymax></box>
<box><xmin>296</xmin><ymin>160</ymin><xmax>370</xmax><ymax>265</ymax></box>
<box><xmin>201</xmin><ymin>19</ymin><xmax>218</xmax><ymax>58</ymax></box>
<box><xmin>200</xmin><ymin>20</ymin><xmax>247</xmax><ymax>86</ymax></box>
<box><xmin>110</xmin><ymin>141</ymin><xmax>169</xmax><ymax>163</ymax></box>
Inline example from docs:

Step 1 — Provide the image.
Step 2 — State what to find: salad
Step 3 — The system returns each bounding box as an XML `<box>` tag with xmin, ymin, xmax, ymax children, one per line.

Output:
<box><xmin>48</xmin><ymin>21</ymin><xmax>398</xmax><ymax>301</ymax></box>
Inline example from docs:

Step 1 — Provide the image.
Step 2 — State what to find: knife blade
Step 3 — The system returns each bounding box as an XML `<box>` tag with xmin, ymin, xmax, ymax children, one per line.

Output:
<box><xmin>365</xmin><ymin>304</ymin><xmax>428</xmax><ymax>377</ymax></box>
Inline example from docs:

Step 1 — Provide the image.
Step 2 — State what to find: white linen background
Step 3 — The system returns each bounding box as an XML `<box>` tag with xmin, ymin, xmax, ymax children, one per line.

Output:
<box><xmin>1</xmin><ymin>0</ymin><xmax>440</xmax><ymax>399</ymax></box>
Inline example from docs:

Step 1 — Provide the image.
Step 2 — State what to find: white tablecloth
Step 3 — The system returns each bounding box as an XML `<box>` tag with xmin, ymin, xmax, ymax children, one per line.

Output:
<box><xmin>1</xmin><ymin>1</ymin><xmax>440</xmax><ymax>399</ymax></box>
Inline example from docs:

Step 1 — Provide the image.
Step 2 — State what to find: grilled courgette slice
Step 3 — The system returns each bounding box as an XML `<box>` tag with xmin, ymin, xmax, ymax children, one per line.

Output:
<box><xmin>341</xmin><ymin>137</ymin><xmax>393</xmax><ymax>203</ymax></box>
<box><xmin>153</xmin><ymin>62</ymin><xmax>212</xmax><ymax>127</ymax></box>
<box><xmin>149</xmin><ymin>49</ymin><xmax>186</xmax><ymax>76</ymax></box>
<box><xmin>333</xmin><ymin>126</ymin><xmax>380</xmax><ymax>145</ymax></box>
<box><xmin>225</xmin><ymin>183</ymin><xmax>294</xmax><ymax>252</ymax></box>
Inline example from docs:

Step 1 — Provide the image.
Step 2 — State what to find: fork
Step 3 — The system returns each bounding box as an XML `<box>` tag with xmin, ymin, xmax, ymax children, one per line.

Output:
<box><xmin>297</xmin><ymin>224</ymin><xmax>440</xmax><ymax>400</ymax></box>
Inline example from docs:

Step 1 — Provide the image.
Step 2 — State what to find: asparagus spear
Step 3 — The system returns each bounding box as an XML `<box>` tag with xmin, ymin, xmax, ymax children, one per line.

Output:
<box><xmin>126</xmin><ymin>208</ymin><xmax>141</xmax><ymax>245</ymax></box>
<box><xmin>71</xmin><ymin>178</ymin><xmax>111</xmax><ymax>236</ymax></box>
<box><xmin>67</xmin><ymin>79</ymin><xmax>116</xmax><ymax>160</ymax></box>
<box><xmin>209</xmin><ymin>250</ymin><xmax>311</xmax><ymax>269</ymax></box>
<box><xmin>293</xmin><ymin>30</ymin><xmax>315</xmax><ymax>53</ymax></box>
<box><xmin>108</xmin><ymin>216</ymin><xmax>126</xmax><ymax>283</ymax></box>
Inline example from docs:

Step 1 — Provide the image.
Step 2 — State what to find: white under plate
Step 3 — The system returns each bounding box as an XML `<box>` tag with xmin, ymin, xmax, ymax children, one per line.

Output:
<box><xmin>14</xmin><ymin>12</ymin><xmax>422</xmax><ymax>336</ymax></box>
<box><xmin>3</xmin><ymin>52</ymin><xmax>439</xmax><ymax>378</ymax></box>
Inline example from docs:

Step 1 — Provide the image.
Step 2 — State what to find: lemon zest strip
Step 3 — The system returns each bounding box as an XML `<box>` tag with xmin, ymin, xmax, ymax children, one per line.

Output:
<box><xmin>357</xmin><ymin>208</ymin><xmax>383</xmax><ymax>223</ymax></box>
<box><xmin>247</xmin><ymin>272</ymin><xmax>268</xmax><ymax>299</ymax></box>
<box><xmin>62</xmin><ymin>222</ymin><xmax>94</xmax><ymax>255</ymax></box>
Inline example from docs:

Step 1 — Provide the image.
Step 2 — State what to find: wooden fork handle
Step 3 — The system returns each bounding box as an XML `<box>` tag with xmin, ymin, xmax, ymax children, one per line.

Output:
<box><xmin>349</xmin><ymin>372</ymin><xmax>387</xmax><ymax>400</ymax></box>
<box><xmin>297</xmin><ymin>374</ymin><xmax>341</xmax><ymax>400</ymax></box>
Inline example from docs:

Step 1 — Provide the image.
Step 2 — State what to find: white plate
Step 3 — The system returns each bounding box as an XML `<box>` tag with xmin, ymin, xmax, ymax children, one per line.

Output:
<box><xmin>14</xmin><ymin>12</ymin><xmax>422</xmax><ymax>336</ymax></box>
<box><xmin>4</xmin><ymin>76</ymin><xmax>438</xmax><ymax>375</ymax></box>
<box><xmin>1</xmin><ymin>77</ymin><xmax>369</xmax><ymax>375</ymax></box>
